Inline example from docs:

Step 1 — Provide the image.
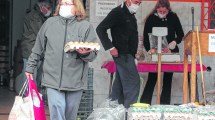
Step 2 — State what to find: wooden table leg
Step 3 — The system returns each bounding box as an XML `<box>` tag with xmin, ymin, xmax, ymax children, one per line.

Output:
<box><xmin>191</xmin><ymin>32</ymin><xmax>197</xmax><ymax>102</ymax></box>
<box><xmin>156</xmin><ymin>53</ymin><xmax>161</xmax><ymax>104</ymax></box>
<box><xmin>183</xmin><ymin>53</ymin><xmax>188</xmax><ymax>103</ymax></box>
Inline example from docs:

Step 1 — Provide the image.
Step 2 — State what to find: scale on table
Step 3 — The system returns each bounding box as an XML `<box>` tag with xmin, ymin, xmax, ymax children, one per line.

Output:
<box><xmin>149</xmin><ymin>27</ymin><xmax>181</xmax><ymax>63</ymax></box>
<box><xmin>151</xmin><ymin>27</ymin><xmax>167</xmax><ymax>104</ymax></box>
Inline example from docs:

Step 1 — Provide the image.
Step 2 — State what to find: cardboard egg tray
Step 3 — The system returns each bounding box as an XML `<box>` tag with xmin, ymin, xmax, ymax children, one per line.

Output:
<box><xmin>64</xmin><ymin>41</ymin><xmax>100</xmax><ymax>52</ymax></box>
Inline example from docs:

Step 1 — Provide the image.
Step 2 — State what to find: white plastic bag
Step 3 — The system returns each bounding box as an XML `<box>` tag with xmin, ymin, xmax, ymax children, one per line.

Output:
<box><xmin>8</xmin><ymin>80</ymin><xmax>35</xmax><ymax>120</ymax></box>
<box><xmin>87</xmin><ymin>99</ymin><xmax>126</xmax><ymax>120</ymax></box>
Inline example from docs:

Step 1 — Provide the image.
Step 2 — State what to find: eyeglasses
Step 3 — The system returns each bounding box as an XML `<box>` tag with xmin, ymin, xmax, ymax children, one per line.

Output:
<box><xmin>59</xmin><ymin>2</ymin><xmax>75</xmax><ymax>6</ymax></box>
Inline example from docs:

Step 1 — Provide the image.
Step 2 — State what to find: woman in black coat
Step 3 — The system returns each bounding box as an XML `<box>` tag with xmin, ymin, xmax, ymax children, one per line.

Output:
<box><xmin>140</xmin><ymin>0</ymin><xmax>184</xmax><ymax>105</ymax></box>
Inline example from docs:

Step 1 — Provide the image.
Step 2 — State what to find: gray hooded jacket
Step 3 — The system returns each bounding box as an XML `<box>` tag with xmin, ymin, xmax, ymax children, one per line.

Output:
<box><xmin>26</xmin><ymin>16</ymin><xmax>97</xmax><ymax>91</ymax></box>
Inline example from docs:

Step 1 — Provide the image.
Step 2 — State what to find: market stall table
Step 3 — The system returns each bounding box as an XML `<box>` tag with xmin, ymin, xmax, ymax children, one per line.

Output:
<box><xmin>101</xmin><ymin>60</ymin><xmax>207</xmax><ymax>103</ymax></box>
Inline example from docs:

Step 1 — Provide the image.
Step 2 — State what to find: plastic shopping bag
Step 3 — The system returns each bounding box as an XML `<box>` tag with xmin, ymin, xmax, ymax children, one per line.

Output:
<box><xmin>28</xmin><ymin>78</ymin><xmax>46</xmax><ymax>120</ymax></box>
<box><xmin>87</xmin><ymin>99</ymin><xmax>126</xmax><ymax>120</ymax></box>
<box><xmin>8</xmin><ymin>80</ymin><xmax>35</xmax><ymax>120</ymax></box>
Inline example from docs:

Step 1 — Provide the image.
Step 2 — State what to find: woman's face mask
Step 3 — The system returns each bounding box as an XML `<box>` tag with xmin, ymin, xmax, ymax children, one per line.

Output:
<box><xmin>157</xmin><ymin>7</ymin><xmax>169</xmax><ymax>18</ymax></box>
<box><xmin>59</xmin><ymin>5</ymin><xmax>75</xmax><ymax>18</ymax></box>
<box><xmin>157</xmin><ymin>13</ymin><xmax>168</xmax><ymax>18</ymax></box>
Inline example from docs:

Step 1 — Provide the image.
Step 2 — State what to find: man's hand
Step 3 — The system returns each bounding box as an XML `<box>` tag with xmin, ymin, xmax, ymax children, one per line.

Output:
<box><xmin>110</xmin><ymin>47</ymin><xmax>118</xmax><ymax>57</ymax></box>
<box><xmin>25</xmin><ymin>72</ymin><xmax>33</xmax><ymax>80</ymax></box>
<box><xmin>76</xmin><ymin>48</ymin><xmax>92</xmax><ymax>55</ymax></box>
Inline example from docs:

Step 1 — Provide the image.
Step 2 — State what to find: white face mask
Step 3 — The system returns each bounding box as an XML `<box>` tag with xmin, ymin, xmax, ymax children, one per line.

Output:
<box><xmin>158</xmin><ymin>13</ymin><xmax>167</xmax><ymax>19</ymax></box>
<box><xmin>59</xmin><ymin>5</ymin><xmax>74</xmax><ymax>18</ymax></box>
<box><xmin>128</xmin><ymin>3</ymin><xmax>139</xmax><ymax>14</ymax></box>
<box><xmin>44</xmin><ymin>10</ymin><xmax>52</xmax><ymax>17</ymax></box>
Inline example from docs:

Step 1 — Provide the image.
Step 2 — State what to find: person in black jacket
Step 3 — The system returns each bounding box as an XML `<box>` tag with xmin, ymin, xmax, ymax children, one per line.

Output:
<box><xmin>140</xmin><ymin>0</ymin><xmax>184</xmax><ymax>105</ymax></box>
<box><xmin>96</xmin><ymin>0</ymin><xmax>142</xmax><ymax>108</ymax></box>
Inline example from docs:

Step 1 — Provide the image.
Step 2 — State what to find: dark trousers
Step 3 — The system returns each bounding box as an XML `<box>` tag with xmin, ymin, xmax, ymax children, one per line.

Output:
<box><xmin>110</xmin><ymin>54</ymin><xmax>140</xmax><ymax>108</ymax></box>
<box><xmin>140</xmin><ymin>72</ymin><xmax>173</xmax><ymax>104</ymax></box>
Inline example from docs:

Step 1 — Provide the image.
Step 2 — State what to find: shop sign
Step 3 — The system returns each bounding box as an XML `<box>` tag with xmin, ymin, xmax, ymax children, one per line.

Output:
<box><xmin>96</xmin><ymin>1</ymin><xmax>118</xmax><ymax>16</ymax></box>
<box><xmin>208</xmin><ymin>34</ymin><xmax>215</xmax><ymax>52</ymax></box>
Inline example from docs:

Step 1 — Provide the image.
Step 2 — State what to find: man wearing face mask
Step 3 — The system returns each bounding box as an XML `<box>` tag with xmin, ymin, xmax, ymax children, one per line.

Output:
<box><xmin>20</xmin><ymin>0</ymin><xmax>52</xmax><ymax>90</ymax></box>
<box><xmin>140</xmin><ymin>0</ymin><xmax>184</xmax><ymax>105</ymax></box>
<box><xmin>96</xmin><ymin>0</ymin><xmax>142</xmax><ymax>109</ymax></box>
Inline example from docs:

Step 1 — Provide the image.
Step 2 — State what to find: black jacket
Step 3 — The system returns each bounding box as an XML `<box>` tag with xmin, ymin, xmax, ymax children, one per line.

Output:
<box><xmin>143</xmin><ymin>11</ymin><xmax>184</xmax><ymax>52</ymax></box>
<box><xmin>96</xmin><ymin>3</ymin><xmax>138</xmax><ymax>57</ymax></box>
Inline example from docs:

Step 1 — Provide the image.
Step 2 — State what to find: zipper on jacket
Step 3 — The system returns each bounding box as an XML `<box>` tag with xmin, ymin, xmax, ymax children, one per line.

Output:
<box><xmin>59</xmin><ymin>19</ymin><xmax>68</xmax><ymax>89</ymax></box>
<box><xmin>80</xmin><ymin>62</ymin><xmax>85</xmax><ymax>82</ymax></box>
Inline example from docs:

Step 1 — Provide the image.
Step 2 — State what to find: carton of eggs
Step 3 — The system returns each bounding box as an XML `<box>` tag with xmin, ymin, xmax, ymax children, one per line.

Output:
<box><xmin>64</xmin><ymin>41</ymin><xmax>100</xmax><ymax>52</ymax></box>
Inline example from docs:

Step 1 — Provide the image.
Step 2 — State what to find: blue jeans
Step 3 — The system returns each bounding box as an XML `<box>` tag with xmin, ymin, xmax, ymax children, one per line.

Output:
<box><xmin>47</xmin><ymin>88</ymin><xmax>83</xmax><ymax>120</ymax></box>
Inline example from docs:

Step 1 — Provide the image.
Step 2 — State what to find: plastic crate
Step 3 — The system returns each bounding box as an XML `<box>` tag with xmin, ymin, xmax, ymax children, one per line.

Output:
<box><xmin>77</xmin><ymin>90</ymin><xmax>94</xmax><ymax>120</ymax></box>
<box><xmin>81</xmin><ymin>90</ymin><xmax>93</xmax><ymax>99</ymax></box>
<box><xmin>77</xmin><ymin>112</ymin><xmax>92</xmax><ymax>120</ymax></box>
<box><xmin>87</xmin><ymin>68</ymin><xmax>93</xmax><ymax>90</ymax></box>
